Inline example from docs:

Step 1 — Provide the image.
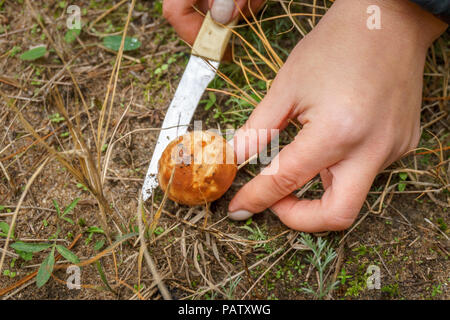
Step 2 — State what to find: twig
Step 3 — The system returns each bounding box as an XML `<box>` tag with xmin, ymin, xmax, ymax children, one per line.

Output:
<box><xmin>136</xmin><ymin>195</ymin><xmax>172</xmax><ymax>300</ymax></box>
<box><xmin>0</xmin><ymin>157</ymin><xmax>49</xmax><ymax>274</ymax></box>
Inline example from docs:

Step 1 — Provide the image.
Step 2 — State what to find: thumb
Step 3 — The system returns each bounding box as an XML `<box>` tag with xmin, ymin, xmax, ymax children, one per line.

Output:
<box><xmin>210</xmin><ymin>0</ymin><xmax>266</xmax><ymax>24</ymax></box>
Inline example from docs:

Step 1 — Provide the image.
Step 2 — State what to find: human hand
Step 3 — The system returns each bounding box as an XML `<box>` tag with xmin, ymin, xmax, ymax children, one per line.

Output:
<box><xmin>163</xmin><ymin>0</ymin><xmax>266</xmax><ymax>45</ymax></box>
<box><xmin>228</xmin><ymin>0</ymin><xmax>447</xmax><ymax>232</ymax></box>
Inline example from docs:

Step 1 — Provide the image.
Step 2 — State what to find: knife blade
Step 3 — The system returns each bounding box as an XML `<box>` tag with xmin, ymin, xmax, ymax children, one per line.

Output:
<box><xmin>142</xmin><ymin>12</ymin><xmax>236</xmax><ymax>201</ymax></box>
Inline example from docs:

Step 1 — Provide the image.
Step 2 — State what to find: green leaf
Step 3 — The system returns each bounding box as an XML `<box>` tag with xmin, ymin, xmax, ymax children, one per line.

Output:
<box><xmin>86</xmin><ymin>226</ymin><xmax>104</xmax><ymax>234</ymax></box>
<box><xmin>0</xmin><ymin>221</ymin><xmax>13</xmax><ymax>238</ymax></box>
<box><xmin>103</xmin><ymin>35</ymin><xmax>141</xmax><ymax>52</ymax></box>
<box><xmin>62</xmin><ymin>217</ymin><xmax>75</xmax><ymax>225</ymax></box>
<box><xmin>205</xmin><ymin>93</ymin><xmax>216</xmax><ymax>110</ymax></box>
<box><xmin>10</xmin><ymin>242</ymin><xmax>52</xmax><ymax>253</ymax></box>
<box><xmin>240</xmin><ymin>225</ymin><xmax>254</xmax><ymax>233</ymax></box>
<box><xmin>96</xmin><ymin>260</ymin><xmax>114</xmax><ymax>293</ymax></box>
<box><xmin>153</xmin><ymin>226</ymin><xmax>164</xmax><ymax>236</ymax></box>
<box><xmin>17</xmin><ymin>250</ymin><xmax>33</xmax><ymax>261</ymax></box>
<box><xmin>52</xmin><ymin>199</ymin><xmax>61</xmax><ymax>217</ymax></box>
<box><xmin>257</xmin><ymin>80</ymin><xmax>266</xmax><ymax>90</ymax></box>
<box><xmin>153</xmin><ymin>1</ymin><xmax>162</xmax><ymax>14</ymax></box>
<box><xmin>36</xmin><ymin>247</ymin><xmax>55</xmax><ymax>288</ymax></box>
<box><xmin>62</xmin><ymin>197</ymin><xmax>79</xmax><ymax>217</ymax></box>
<box><xmin>64</xmin><ymin>28</ymin><xmax>81</xmax><ymax>43</ymax></box>
<box><xmin>20</xmin><ymin>46</ymin><xmax>47</xmax><ymax>61</ymax></box>
<box><xmin>399</xmin><ymin>172</ymin><xmax>408</xmax><ymax>181</ymax></box>
<box><xmin>76</xmin><ymin>183</ymin><xmax>88</xmax><ymax>191</ymax></box>
<box><xmin>398</xmin><ymin>182</ymin><xmax>406</xmax><ymax>192</ymax></box>
<box><xmin>94</xmin><ymin>240</ymin><xmax>105</xmax><ymax>251</ymax></box>
<box><xmin>56</xmin><ymin>245</ymin><xmax>79</xmax><ymax>264</ymax></box>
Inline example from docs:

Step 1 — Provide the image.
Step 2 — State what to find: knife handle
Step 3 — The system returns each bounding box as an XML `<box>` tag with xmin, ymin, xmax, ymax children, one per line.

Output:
<box><xmin>192</xmin><ymin>12</ymin><xmax>238</xmax><ymax>62</ymax></box>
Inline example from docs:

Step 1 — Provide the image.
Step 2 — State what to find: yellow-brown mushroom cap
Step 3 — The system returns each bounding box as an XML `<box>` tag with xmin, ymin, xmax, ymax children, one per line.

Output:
<box><xmin>158</xmin><ymin>131</ymin><xmax>237</xmax><ymax>206</ymax></box>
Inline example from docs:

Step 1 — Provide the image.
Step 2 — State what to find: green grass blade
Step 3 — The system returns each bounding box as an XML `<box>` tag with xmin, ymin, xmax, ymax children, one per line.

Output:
<box><xmin>56</xmin><ymin>245</ymin><xmax>80</xmax><ymax>264</ymax></box>
<box><xmin>36</xmin><ymin>247</ymin><xmax>55</xmax><ymax>288</ymax></box>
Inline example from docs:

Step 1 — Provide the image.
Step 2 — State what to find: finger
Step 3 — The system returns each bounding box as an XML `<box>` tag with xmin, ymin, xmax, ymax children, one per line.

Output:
<box><xmin>229</xmin><ymin>125</ymin><xmax>343</xmax><ymax>215</ymax></box>
<box><xmin>231</xmin><ymin>71</ymin><xmax>297</xmax><ymax>164</ymax></box>
<box><xmin>163</xmin><ymin>0</ymin><xmax>206</xmax><ymax>45</ymax></box>
<box><xmin>235</xmin><ymin>0</ymin><xmax>267</xmax><ymax>20</ymax></box>
<box><xmin>271</xmin><ymin>157</ymin><xmax>378</xmax><ymax>232</ymax></box>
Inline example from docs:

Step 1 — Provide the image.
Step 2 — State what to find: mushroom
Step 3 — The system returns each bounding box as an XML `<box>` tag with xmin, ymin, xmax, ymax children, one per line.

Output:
<box><xmin>158</xmin><ymin>131</ymin><xmax>237</xmax><ymax>206</ymax></box>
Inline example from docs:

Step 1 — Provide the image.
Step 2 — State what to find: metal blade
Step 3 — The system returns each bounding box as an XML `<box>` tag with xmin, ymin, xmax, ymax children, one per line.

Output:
<box><xmin>142</xmin><ymin>55</ymin><xmax>220</xmax><ymax>201</ymax></box>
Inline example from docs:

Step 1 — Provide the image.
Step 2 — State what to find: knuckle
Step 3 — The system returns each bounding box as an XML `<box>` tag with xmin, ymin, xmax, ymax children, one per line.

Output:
<box><xmin>322</xmin><ymin>105</ymin><xmax>367</xmax><ymax>147</ymax></box>
<box><xmin>323</xmin><ymin>209</ymin><xmax>356</xmax><ymax>231</ymax></box>
<box><xmin>333</xmin><ymin>116</ymin><xmax>365</xmax><ymax>146</ymax></box>
<box><xmin>162</xmin><ymin>0</ymin><xmax>175</xmax><ymax>21</ymax></box>
<box><xmin>269</xmin><ymin>171</ymin><xmax>299</xmax><ymax>195</ymax></box>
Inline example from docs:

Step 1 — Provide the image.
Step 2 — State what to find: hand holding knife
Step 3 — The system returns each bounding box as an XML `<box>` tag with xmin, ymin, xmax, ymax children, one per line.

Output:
<box><xmin>142</xmin><ymin>7</ymin><xmax>237</xmax><ymax>201</ymax></box>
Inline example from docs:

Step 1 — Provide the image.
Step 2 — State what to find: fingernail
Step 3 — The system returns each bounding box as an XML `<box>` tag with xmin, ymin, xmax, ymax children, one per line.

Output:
<box><xmin>211</xmin><ymin>0</ymin><xmax>235</xmax><ymax>24</ymax></box>
<box><xmin>228</xmin><ymin>210</ymin><xmax>254</xmax><ymax>221</ymax></box>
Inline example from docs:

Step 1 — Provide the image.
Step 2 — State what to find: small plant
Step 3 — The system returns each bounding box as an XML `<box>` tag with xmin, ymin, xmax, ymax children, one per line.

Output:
<box><xmin>436</xmin><ymin>218</ymin><xmax>448</xmax><ymax>232</ymax></box>
<box><xmin>10</xmin><ymin>241</ymin><xmax>79</xmax><ymax>287</ymax></box>
<box><xmin>3</xmin><ymin>269</ymin><xmax>17</xmax><ymax>279</ymax></box>
<box><xmin>337</xmin><ymin>267</ymin><xmax>352</xmax><ymax>285</ymax></box>
<box><xmin>53</xmin><ymin>197</ymin><xmax>79</xmax><ymax>225</ymax></box>
<box><xmin>84</xmin><ymin>226</ymin><xmax>105</xmax><ymax>245</ymax></box>
<box><xmin>153</xmin><ymin>226</ymin><xmax>164</xmax><ymax>236</ymax></box>
<box><xmin>94</xmin><ymin>239</ymin><xmax>105</xmax><ymax>251</ymax></box>
<box><xmin>154</xmin><ymin>53</ymin><xmax>181</xmax><ymax>76</ymax></box>
<box><xmin>431</xmin><ymin>283</ymin><xmax>443</xmax><ymax>297</ymax></box>
<box><xmin>298</xmin><ymin>233</ymin><xmax>339</xmax><ymax>299</ymax></box>
<box><xmin>222</xmin><ymin>276</ymin><xmax>241</xmax><ymax>300</ymax></box>
<box><xmin>200</xmin><ymin>92</ymin><xmax>217</xmax><ymax>111</ymax></box>
<box><xmin>49</xmin><ymin>112</ymin><xmax>65</xmax><ymax>123</ymax></box>
<box><xmin>64</xmin><ymin>28</ymin><xmax>81</xmax><ymax>44</ymax></box>
<box><xmin>0</xmin><ymin>221</ymin><xmax>14</xmax><ymax>238</ymax></box>
<box><xmin>345</xmin><ymin>276</ymin><xmax>367</xmax><ymax>297</ymax></box>
<box><xmin>240</xmin><ymin>223</ymin><xmax>273</xmax><ymax>253</ymax></box>
<box><xmin>397</xmin><ymin>172</ymin><xmax>408</xmax><ymax>191</ymax></box>
<box><xmin>204</xmin><ymin>291</ymin><xmax>218</xmax><ymax>300</ymax></box>
<box><xmin>8</xmin><ymin>46</ymin><xmax>22</xmax><ymax>57</ymax></box>
<box><xmin>76</xmin><ymin>183</ymin><xmax>89</xmax><ymax>192</ymax></box>
<box><xmin>381</xmin><ymin>283</ymin><xmax>400</xmax><ymax>297</ymax></box>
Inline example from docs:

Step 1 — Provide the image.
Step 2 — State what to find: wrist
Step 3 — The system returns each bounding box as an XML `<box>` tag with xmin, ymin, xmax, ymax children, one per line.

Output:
<box><xmin>330</xmin><ymin>0</ymin><xmax>447</xmax><ymax>50</ymax></box>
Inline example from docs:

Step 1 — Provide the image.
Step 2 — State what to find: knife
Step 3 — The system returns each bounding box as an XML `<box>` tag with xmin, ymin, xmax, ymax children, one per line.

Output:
<box><xmin>142</xmin><ymin>12</ymin><xmax>237</xmax><ymax>201</ymax></box>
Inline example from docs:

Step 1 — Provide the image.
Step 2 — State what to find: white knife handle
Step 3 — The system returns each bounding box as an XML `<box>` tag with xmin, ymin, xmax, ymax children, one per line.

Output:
<box><xmin>192</xmin><ymin>12</ymin><xmax>237</xmax><ymax>62</ymax></box>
